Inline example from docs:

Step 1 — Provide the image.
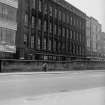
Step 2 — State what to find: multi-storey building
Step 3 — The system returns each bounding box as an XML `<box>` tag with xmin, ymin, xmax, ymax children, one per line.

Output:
<box><xmin>90</xmin><ymin>17</ymin><xmax>101</xmax><ymax>53</ymax></box>
<box><xmin>0</xmin><ymin>0</ymin><xmax>18</xmax><ymax>59</ymax></box>
<box><xmin>86</xmin><ymin>17</ymin><xmax>103</xmax><ymax>60</ymax></box>
<box><xmin>16</xmin><ymin>0</ymin><xmax>86</xmax><ymax>61</ymax></box>
<box><xmin>97</xmin><ymin>32</ymin><xmax>105</xmax><ymax>55</ymax></box>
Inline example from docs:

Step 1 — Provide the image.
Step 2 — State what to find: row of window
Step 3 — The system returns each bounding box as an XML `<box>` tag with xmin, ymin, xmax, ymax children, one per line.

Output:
<box><xmin>0</xmin><ymin>52</ymin><xmax>14</xmax><ymax>59</ymax></box>
<box><xmin>25</xmin><ymin>14</ymin><xmax>85</xmax><ymax>31</ymax></box>
<box><xmin>24</xmin><ymin>34</ymin><xmax>85</xmax><ymax>56</ymax></box>
<box><xmin>24</xmin><ymin>54</ymin><xmax>72</xmax><ymax>61</ymax></box>
<box><xmin>24</xmin><ymin>31</ymin><xmax>85</xmax><ymax>50</ymax></box>
<box><xmin>25</xmin><ymin>16</ymin><xmax>85</xmax><ymax>42</ymax></box>
<box><xmin>30</xmin><ymin>0</ymin><xmax>85</xmax><ymax>29</ymax></box>
<box><xmin>0</xmin><ymin>27</ymin><xmax>16</xmax><ymax>45</ymax></box>
<box><xmin>0</xmin><ymin>3</ymin><xmax>17</xmax><ymax>21</ymax></box>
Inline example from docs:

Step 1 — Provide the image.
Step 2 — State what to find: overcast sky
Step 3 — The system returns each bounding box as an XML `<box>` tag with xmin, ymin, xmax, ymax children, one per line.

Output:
<box><xmin>65</xmin><ymin>0</ymin><xmax>105</xmax><ymax>32</ymax></box>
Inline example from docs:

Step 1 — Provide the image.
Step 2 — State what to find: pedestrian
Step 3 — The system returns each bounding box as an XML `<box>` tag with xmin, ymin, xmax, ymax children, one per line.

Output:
<box><xmin>42</xmin><ymin>63</ymin><xmax>48</xmax><ymax>72</ymax></box>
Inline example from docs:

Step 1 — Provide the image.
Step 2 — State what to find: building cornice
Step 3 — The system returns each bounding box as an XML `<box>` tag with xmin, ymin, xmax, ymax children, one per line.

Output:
<box><xmin>0</xmin><ymin>0</ymin><xmax>18</xmax><ymax>8</ymax></box>
<box><xmin>52</xmin><ymin>0</ymin><xmax>86</xmax><ymax>19</ymax></box>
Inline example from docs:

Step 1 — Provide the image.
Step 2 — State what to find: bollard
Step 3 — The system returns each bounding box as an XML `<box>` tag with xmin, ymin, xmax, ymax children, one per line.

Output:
<box><xmin>0</xmin><ymin>60</ymin><xmax>1</xmax><ymax>72</ymax></box>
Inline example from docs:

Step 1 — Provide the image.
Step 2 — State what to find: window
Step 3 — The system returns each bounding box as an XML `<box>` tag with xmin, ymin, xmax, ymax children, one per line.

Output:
<box><xmin>8</xmin><ymin>7</ymin><xmax>17</xmax><ymax>21</ymax></box>
<box><xmin>79</xmin><ymin>21</ymin><xmax>81</xmax><ymax>29</ymax></box>
<box><xmin>24</xmin><ymin>13</ymin><xmax>28</xmax><ymax>25</ymax></box>
<box><xmin>62</xmin><ymin>28</ymin><xmax>65</xmax><ymax>37</ymax></box>
<box><xmin>77</xmin><ymin>32</ymin><xmax>78</xmax><ymax>41</ymax></box>
<box><xmin>24</xmin><ymin>34</ymin><xmax>28</xmax><ymax>47</ymax></box>
<box><xmin>58</xmin><ymin>42</ymin><xmax>61</xmax><ymax>52</ymax></box>
<box><xmin>62</xmin><ymin>42</ymin><xmax>65</xmax><ymax>51</ymax></box>
<box><xmin>31</xmin><ymin>36</ymin><xmax>34</xmax><ymax>48</ymax></box>
<box><xmin>11</xmin><ymin>30</ymin><xmax>16</xmax><ymax>45</ymax></box>
<box><xmin>73</xmin><ymin>31</ymin><xmax>75</xmax><ymax>40</ymax></box>
<box><xmin>82</xmin><ymin>21</ymin><xmax>85</xmax><ymax>30</ymax></box>
<box><xmin>44</xmin><ymin>4</ymin><xmax>47</xmax><ymax>14</ymax></box>
<box><xmin>48</xmin><ymin>39</ymin><xmax>51</xmax><ymax>51</ymax></box>
<box><xmin>38</xmin><ymin>0</ymin><xmax>42</xmax><ymax>12</ymax></box>
<box><xmin>37</xmin><ymin>37</ymin><xmax>40</xmax><ymax>50</ymax></box>
<box><xmin>54</xmin><ymin>25</ymin><xmax>57</xmax><ymax>35</ymax></box>
<box><xmin>70</xmin><ymin>30</ymin><xmax>72</xmax><ymax>39</ymax></box>
<box><xmin>6</xmin><ymin>29</ymin><xmax>11</xmax><ymax>44</ymax></box>
<box><xmin>77</xmin><ymin>45</ymin><xmax>79</xmax><ymax>55</ymax></box>
<box><xmin>32</xmin><ymin>16</ymin><xmax>35</xmax><ymax>28</ymax></box>
<box><xmin>38</xmin><ymin>19</ymin><xmax>41</xmax><ymax>30</ymax></box>
<box><xmin>44</xmin><ymin>21</ymin><xmax>47</xmax><ymax>32</ymax></box>
<box><xmin>32</xmin><ymin>0</ymin><xmax>36</xmax><ymax>9</ymax></box>
<box><xmin>77</xmin><ymin>19</ymin><xmax>79</xmax><ymax>27</ymax></box>
<box><xmin>0</xmin><ymin>28</ymin><xmax>2</xmax><ymax>41</ymax></box>
<box><xmin>44</xmin><ymin>38</ymin><xmax>47</xmax><ymax>50</ymax></box>
<box><xmin>73</xmin><ymin>44</ymin><xmax>75</xmax><ymax>55</ymax></box>
<box><xmin>0</xmin><ymin>5</ymin><xmax>2</xmax><ymax>15</ymax></box>
<box><xmin>49</xmin><ymin>6</ymin><xmax>53</xmax><ymax>16</ymax></box>
<box><xmin>9</xmin><ymin>31</ymin><xmax>12</xmax><ymax>44</ymax></box>
<box><xmin>49</xmin><ymin>23</ymin><xmax>52</xmax><ymax>33</ymax></box>
<box><xmin>54</xmin><ymin>8</ymin><xmax>57</xmax><ymax>18</ymax></box>
<box><xmin>58</xmin><ymin>27</ymin><xmax>61</xmax><ymax>36</ymax></box>
<box><xmin>66</xmin><ymin>29</ymin><xmax>69</xmax><ymax>39</ymax></box>
<box><xmin>79</xmin><ymin>46</ymin><xmax>81</xmax><ymax>55</ymax></box>
<box><xmin>2</xmin><ymin>28</ymin><xmax>6</xmax><ymax>41</ymax></box>
<box><xmin>26</xmin><ymin>0</ymin><xmax>29</xmax><ymax>5</ymax></box>
<box><xmin>80</xmin><ymin>33</ymin><xmax>81</xmax><ymax>42</ymax></box>
<box><xmin>58</xmin><ymin>11</ymin><xmax>61</xmax><ymax>20</ymax></box>
<box><xmin>53</xmin><ymin>40</ymin><xmax>56</xmax><ymax>51</ymax></box>
<box><xmin>2</xmin><ymin>7</ymin><xmax>8</xmax><ymax>17</ymax></box>
<box><xmin>63</xmin><ymin>13</ymin><xmax>65</xmax><ymax>22</ymax></box>
<box><xmin>67</xmin><ymin>15</ymin><xmax>69</xmax><ymax>24</ymax></box>
<box><xmin>0</xmin><ymin>28</ymin><xmax>16</xmax><ymax>45</ymax></box>
<box><xmin>70</xmin><ymin>16</ymin><xmax>72</xmax><ymax>25</ymax></box>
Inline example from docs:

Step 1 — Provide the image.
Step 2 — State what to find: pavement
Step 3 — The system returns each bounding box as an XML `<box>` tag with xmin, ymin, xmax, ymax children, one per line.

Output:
<box><xmin>0</xmin><ymin>70</ymin><xmax>105</xmax><ymax>105</ymax></box>
<box><xmin>0</xmin><ymin>70</ymin><xmax>105</xmax><ymax>76</ymax></box>
<box><xmin>1</xmin><ymin>87</ymin><xmax>105</xmax><ymax>105</ymax></box>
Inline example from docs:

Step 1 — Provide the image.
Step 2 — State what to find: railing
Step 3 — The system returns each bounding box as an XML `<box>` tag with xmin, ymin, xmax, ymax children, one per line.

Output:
<box><xmin>0</xmin><ymin>59</ymin><xmax>105</xmax><ymax>73</ymax></box>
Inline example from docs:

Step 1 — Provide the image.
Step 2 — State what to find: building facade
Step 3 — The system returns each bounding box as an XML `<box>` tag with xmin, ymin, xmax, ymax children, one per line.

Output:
<box><xmin>97</xmin><ymin>32</ymin><xmax>105</xmax><ymax>56</ymax></box>
<box><xmin>90</xmin><ymin>17</ymin><xmax>101</xmax><ymax>54</ymax></box>
<box><xmin>16</xmin><ymin>0</ymin><xmax>86</xmax><ymax>61</ymax></box>
<box><xmin>86</xmin><ymin>16</ymin><xmax>104</xmax><ymax>60</ymax></box>
<box><xmin>0</xmin><ymin>0</ymin><xmax>18</xmax><ymax>59</ymax></box>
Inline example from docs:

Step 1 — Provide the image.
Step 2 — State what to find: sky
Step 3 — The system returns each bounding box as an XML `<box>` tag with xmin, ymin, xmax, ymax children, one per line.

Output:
<box><xmin>66</xmin><ymin>0</ymin><xmax>105</xmax><ymax>32</ymax></box>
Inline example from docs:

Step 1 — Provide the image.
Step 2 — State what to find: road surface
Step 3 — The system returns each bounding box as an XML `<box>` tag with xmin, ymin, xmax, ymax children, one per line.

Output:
<box><xmin>0</xmin><ymin>70</ymin><xmax>105</xmax><ymax>104</ymax></box>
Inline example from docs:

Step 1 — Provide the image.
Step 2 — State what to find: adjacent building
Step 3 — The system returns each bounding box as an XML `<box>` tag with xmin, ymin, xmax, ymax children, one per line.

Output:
<box><xmin>90</xmin><ymin>17</ymin><xmax>101</xmax><ymax>54</ymax></box>
<box><xmin>86</xmin><ymin>16</ymin><xmax>102</xmax><ymax>60</ymax></box>
<box><xmin>16</xmin><ymin>0</ymin><xmax>86</xmax><ymax>61</ymax></box>
<box><xmin>97</xmin><ymin>32</ymin><xmax>105</xmax><ymax>56</ymax></box>
<box><xmin>0</xmin><ymin>0</ymin><xmax>18</xmax><ymax>59</ymax></box>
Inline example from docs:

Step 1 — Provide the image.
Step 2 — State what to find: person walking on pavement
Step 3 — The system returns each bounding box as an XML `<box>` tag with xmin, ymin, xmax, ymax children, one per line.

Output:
<box><xmin>42</xmin><ymin>63</ymin><xmax>48</xmax><ymax>72</ymax></box>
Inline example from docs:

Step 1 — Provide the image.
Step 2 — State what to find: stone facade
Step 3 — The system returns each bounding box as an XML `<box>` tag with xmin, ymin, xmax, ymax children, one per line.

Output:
<box><xmin>86</xmin><ymin>16</ymin><xmax>103</xmax><ymax>59</ymax></box>
<box><xmin>16</xmin><ymin>0</ymin><xmax>86</xmax><ymax>61</ymax></box>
